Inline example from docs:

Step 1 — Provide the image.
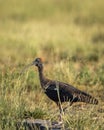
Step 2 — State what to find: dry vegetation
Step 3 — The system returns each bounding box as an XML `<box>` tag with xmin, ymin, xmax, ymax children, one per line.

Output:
<box><xmin>0</xmin><ymin>0</ymin><xmax>104</xmax><ymax>129</ymax></box>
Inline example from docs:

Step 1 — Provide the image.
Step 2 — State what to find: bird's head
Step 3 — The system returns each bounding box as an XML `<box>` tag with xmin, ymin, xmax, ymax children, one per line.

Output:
<box><xmin>32</xmin><ymin>58</ymin><xmax>43</xmax><ymax>68</ymax></box>
<box><xmin>20</xmin><ymin>57</ymin><xmax>43</xmax><ymax>74</ymax></box>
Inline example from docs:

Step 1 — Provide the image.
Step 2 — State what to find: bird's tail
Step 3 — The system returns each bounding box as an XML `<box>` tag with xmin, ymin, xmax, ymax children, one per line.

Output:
<box><xmin>78</xmin><ymin>91</ymin><xmax>98</xmax><ymax>105</ymax></box>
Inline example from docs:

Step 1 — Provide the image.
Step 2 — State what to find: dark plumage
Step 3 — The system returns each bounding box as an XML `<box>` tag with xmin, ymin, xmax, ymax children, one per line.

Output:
<box><xmin>23</xmin><ymin>58</ymin><xmax>98</xmax><ymax>119</ymax></box>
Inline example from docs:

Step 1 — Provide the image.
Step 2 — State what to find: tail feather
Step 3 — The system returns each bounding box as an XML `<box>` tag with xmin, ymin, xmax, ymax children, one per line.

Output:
<box><xmin>77</xmin><ymin>91</ymin><xmax>98</xmax><ymax>105</ymax></box>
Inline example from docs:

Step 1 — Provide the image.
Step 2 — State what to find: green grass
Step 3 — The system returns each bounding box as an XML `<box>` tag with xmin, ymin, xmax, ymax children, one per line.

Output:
<box><xmin>0</xmin><ymin>0</ymin><xmax>104</xmax><ymax>129</ymax></box>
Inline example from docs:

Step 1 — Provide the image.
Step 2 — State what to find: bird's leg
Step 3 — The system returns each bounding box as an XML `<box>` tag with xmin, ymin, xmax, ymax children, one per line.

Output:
<box><xmin>56</xmin><ymin>102</ymin><xmax>64</xmax><ymax>123</ymax></box>
<box><xmin>56</xmin><ymin>102</ymin><xmax>66</xmax><ymax>130</ymax></box>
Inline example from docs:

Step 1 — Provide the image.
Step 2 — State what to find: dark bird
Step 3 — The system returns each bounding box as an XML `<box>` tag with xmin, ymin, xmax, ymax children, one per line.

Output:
<box><xmin>22</xmin><ymin>58</ymin><xmax>98</xmax><ymax>120</ymax></box>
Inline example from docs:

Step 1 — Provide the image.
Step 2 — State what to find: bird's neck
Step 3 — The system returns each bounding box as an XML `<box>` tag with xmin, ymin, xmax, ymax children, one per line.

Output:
<box><xmin>38</xmin><ymin>66</ymin><xmax>47</xmax><ymax>87</ymax></box>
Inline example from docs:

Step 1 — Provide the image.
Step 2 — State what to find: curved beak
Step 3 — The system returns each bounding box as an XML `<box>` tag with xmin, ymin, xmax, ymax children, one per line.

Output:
<box><xmin>20</xmin><ymin>62</ymin><xmax>34</xmax><ymax>75</ymax></box>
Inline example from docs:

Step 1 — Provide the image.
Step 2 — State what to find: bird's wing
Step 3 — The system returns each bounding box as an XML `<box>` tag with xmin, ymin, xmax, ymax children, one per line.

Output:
<box><xmin>45</xmin><ymin>80</ymin><xmax>90</xmax><ymax>97</ymax></box>
<box><xmin>45</xmin><ymin>80</ymin><xmax>78</xmax><ymax>93</ymax></box>
<box><xmin>59</xmin><ymin>81</ymin><xmax>92</xmax><ymax>97</ymax></box>
<box><xmin>44</xmin><ymin>80</ymin><xmax>98</xmax><ymax>105</ymax></box>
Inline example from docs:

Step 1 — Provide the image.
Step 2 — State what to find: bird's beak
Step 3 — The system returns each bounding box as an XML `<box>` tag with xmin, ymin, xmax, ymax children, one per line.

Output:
<box><xmin>20</xmin><ymin>62</ymin><xmax>34</xmax><ymax>75</ymax></box>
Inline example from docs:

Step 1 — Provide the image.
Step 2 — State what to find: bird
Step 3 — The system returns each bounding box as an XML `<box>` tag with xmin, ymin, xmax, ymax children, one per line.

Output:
<box><xmin>23</xmin><ymin>58</ymin><xmax>98</xmax><ymax>120</ymax></box>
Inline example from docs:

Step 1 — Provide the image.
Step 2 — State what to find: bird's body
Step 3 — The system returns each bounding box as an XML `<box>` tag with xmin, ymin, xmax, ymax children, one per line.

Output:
<box><xmin>34</xmin><ymin>58</ymin><xmax>98</xmax><ymax>106</ymax></box>
<box><xmin>39</xmin><ymin>77</ymin><xmax>98</xmax><ymax>106</ymax></box>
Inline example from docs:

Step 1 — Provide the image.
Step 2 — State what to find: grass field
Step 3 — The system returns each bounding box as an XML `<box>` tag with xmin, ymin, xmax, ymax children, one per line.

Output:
<box><xmin>0</xmin><ymin>0</ymin><xmax>104</xmax><ymax>129</ymax></box>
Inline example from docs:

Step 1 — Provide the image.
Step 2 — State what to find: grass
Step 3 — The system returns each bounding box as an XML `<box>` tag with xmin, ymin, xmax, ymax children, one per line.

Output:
<box><xmin>0</xmin><ymin>0</ymin><xmax>104</xmax><ymax>129</ymax></box>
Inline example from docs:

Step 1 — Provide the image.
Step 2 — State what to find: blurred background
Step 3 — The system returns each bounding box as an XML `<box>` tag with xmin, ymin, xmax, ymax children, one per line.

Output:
<box><xmin>0</xmin><ymin>0</ymin><xmax>104</xmax><ymax>63</ymax></box>
<box><xmin>0</xmin><ymin>0</ymin><xmax>104</xmax><ymax>129</ymax></box>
